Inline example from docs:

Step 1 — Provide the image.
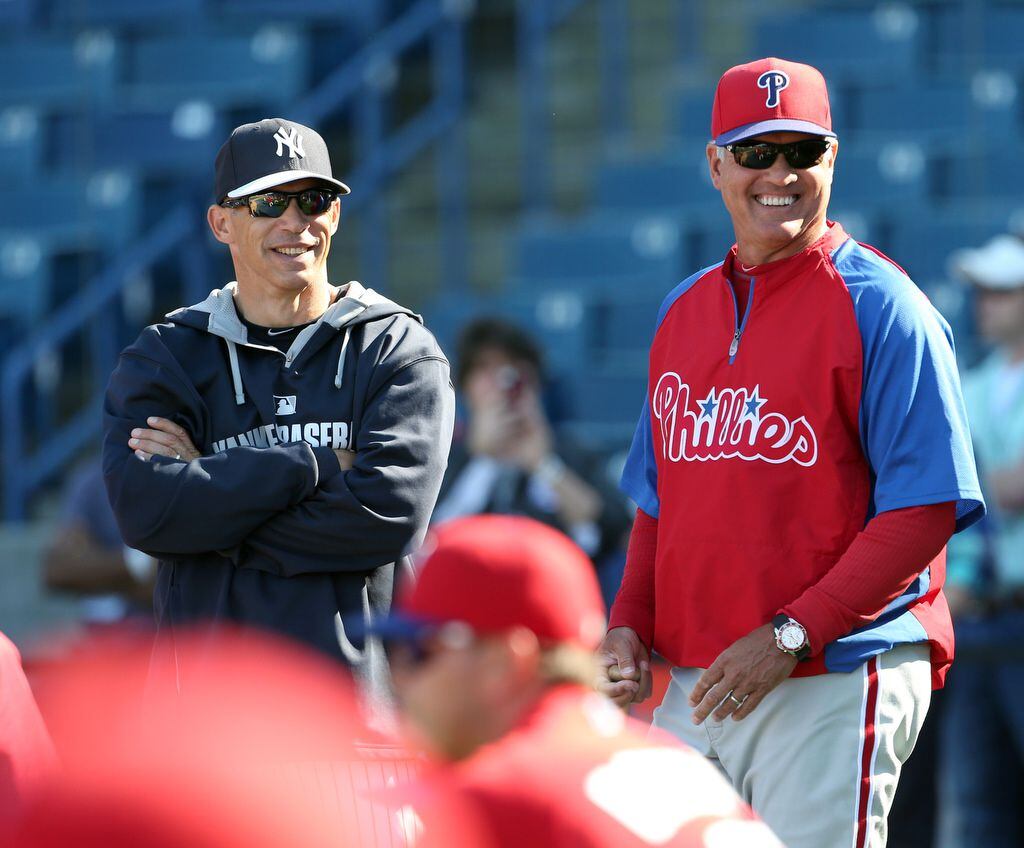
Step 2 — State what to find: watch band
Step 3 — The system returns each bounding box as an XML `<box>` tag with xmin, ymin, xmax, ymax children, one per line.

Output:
<box><xmin>772</xmin><ymin>613</ymin><xmax>810</xmax><ymax>661</ymax></box>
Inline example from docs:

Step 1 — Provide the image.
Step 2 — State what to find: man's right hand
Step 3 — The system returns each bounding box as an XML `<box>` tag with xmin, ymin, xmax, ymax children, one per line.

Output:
<box><xmin>333</xmin><ymin>449</ymin><xmax>356</xmax><ymax>471</ymax></box>
<box><xmin>596</xmin><ymin>626</ymin><xmax>652</xmax><ymax>709</ymax></box>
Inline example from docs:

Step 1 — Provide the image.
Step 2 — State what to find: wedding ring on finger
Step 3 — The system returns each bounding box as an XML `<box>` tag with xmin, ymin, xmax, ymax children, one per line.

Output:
<box><xmin>175</xmin><ymin>453</ymin><xmax>181</xmax><ymax>460</ymax></box>
<box><xmin>727</xmin><ymin>691</ymin><xmax>747</xmax><ymax>707</ymax></box>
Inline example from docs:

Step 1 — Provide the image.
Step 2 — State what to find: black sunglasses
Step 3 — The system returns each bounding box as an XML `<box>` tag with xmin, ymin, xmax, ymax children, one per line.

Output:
<box><xmin>723</xmin><ymin>138</ymin><xmax>832</xmax><ymax>170</ymax></box>
<box><xmin>221</xmin><ymin>188</ymin><xmax>339</xmax><ymax>218</ymax></box>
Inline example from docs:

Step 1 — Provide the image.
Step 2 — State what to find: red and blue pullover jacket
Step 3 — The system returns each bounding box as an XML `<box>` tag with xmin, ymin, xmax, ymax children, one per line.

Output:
<box><xmin>619</xmin><ymin>223</ymin><xmax>984</xmax><ymax>682</ymax></box>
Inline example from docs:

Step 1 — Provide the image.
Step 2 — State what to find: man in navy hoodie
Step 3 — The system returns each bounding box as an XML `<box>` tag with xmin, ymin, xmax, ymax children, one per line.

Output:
<box><xmin>102</xmin><ymin>118</ymin><xmax>456</xmax><ymax>706</ymax></box>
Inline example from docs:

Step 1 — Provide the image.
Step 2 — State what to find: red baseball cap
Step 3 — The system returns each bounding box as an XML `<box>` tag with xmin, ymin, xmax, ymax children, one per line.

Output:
<box><xmin>711</xmin><ymin>57</ymin><xmax>836</xmax><ymax>145</ymax></box>
<box><xmin>372</xmin><ymin>515</ymin><xmax>606</xmax><ymax>650</ymax></box>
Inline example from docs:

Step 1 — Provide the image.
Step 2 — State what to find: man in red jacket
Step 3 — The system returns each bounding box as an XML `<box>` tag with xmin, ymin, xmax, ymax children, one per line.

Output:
<box><xmin>376</xmin><ymin>514</ymin><xmax>783</xmax><ymax>848</ymax></box>
<box><xmin>597</xmin><ymin>58</ymin><xmax>983</xmax><ymax>848</ymax></box>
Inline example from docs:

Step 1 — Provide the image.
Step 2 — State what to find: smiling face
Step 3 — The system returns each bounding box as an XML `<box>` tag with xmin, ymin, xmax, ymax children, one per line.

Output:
<box><xmin>707</xmin><ymin>131</ymin><xmax>837</xmax><ymax>266</ymax></box>
<box><xmin>207</xmin><ymin>177</ymin><xmax>341</xmax><ymax>302</ymax></box>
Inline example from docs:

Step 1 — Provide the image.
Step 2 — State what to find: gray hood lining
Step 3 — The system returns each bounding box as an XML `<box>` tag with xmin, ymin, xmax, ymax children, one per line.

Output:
<box><xmin>164</xmin><ymin>281</ymin><xmax>414</xmax><ymax>408</ymax></box>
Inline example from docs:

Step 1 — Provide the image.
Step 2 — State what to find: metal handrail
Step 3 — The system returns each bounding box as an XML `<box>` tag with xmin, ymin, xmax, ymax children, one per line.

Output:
<box><xmin>1</xmin><ymin>0</ymin><xmax>471</xmax><ymax>520</ymax></box>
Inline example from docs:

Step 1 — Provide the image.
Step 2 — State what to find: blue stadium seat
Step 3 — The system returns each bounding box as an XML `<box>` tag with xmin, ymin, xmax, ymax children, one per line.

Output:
<box><xmin>0</xmin><ymin>108</ymin><xmax>43</xmax><ymax>187</ymax></box>
<box><xmin>0</xmin><ymin>176</ymin><xmax>141</xmax><ymax>253</ymax></box>
<box><xmin>0</xmin><ymin>0</ymin><xmax>35</xmax><ymax>30</ymax></box>
<box><xmin>879</xmin><ymin>201</ymin><xmax>1024</xmax><ymax>286</ymax></box>
<box><xmin>931</xmin><ymin>5</ymin><xmax>1024</xmax><ymax>69</ymax></box>
<box><xmin>594</xmin><ymin>152</ymin><xmax>713</xmax><ymax>213</ymax></box>
<box><xmin>0</xmin><ymin>33</ymin><xmax>118</xmax><ymax>109</ymax></box>
<box><xmin>752</xmin><ymin>8</ymin><xmax>921</xmax><ymax>82</ymax></box>
<box><xmin>831</xmin><ymin>137</ymin><xmax>933</xmax><ymax>205</ymax></box>
<box><xmin>675</xmin><ymin>89</ymin><xmax>713</xmax><ymax>140</ymax></box>
<box><xmin>593</xmin><ymin>296</ymin><xmax>662</xmax><ymax>354</ymax></box>
<box><xmin>418</xmin><ymin>290</ymin><xmax>592</xmax><ymax>375</ymax></box>
<box><xmin>50</xmin><ymin>0</ymin><xmax>203</xmax><ymax>28</ymax></box>
<box><xmin>556</xmin><ymin>365</ymin><xmax>647</xmax><ymax>431</ymax></box>
<box><xmin>123</xmin><ymin>29</ymin><xmax>309</xmax><ymax>109</ymax></box>
<box><xmin>681</xmin><ymin>215</ymin><xmax>735</xmax><ymax>272</ymax></box>
<box><xmin>0</xmin><ymin>236</ymin><xmax>52</xmax><ymax>325</ymax></box>
<box><xmin>929</xmin><ymin>143</ymin><xmax>1024</xmax><ymax>203</ymax></box>
<box><xmin>503</xmin><ymin>292</ymin><xmax>594</xmax><ymax>373</ymax></box>
<box><xmin>51</xmin><ymin>106</ymin><xmax>225</xmax><ymax>178</ymax></box>
<box><xmin>515</xmin><ymin>216</ymin><xmax>684</xmax><ymax>296</ymax></box>
<box><xmin>211</xmin><ymin>0</ymin><xmax>377</xmax><ymax>25</ymax></box>
<box><xmin>849</xmin><ymin>81</ymin><xmax>1017</xmax><ymax>140</ymax></box>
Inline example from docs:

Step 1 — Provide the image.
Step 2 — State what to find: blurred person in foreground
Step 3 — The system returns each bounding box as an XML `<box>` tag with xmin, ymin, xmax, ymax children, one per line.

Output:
<box><xmin>0</xmin><ymin>632</ymin><xmax>57</xmax><ymax>828</ymax></box>
<box><xmin>43</xmin><ymin>457</ymin><xmax>155</xmax><ymax>627</ymax></box>
<box><xmin>101</xmin><ymin>118</ymin><xmax>455</xmax><ymax>708</ymax></box>
<box><xmin>938</xmin><ymin>235</ymin><xmax>1024</xmax><ymax>847</ymax></box>
<box><xmin>5</xmin><ymin>626</ymin><xmax>475</xmax><ymax>848</ymax></box>
<box><xmin>372</xmin><ymin>514</ymin><xmax>783</xmax><ymax>847</ymax></box>
<box><xmin>597</xmin><ymin>58</ymin><xmax>983</xmax><ymax>848</ymax></box>
<box><xmin>432</xmin><ymin>317</ymin><xmax>632</xmax><ymax>601</ymax></box>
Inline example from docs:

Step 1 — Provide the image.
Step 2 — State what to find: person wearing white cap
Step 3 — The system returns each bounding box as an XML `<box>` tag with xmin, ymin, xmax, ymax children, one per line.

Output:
<box><xmin>939</xmin><ymin>234</ymin><xmax>1024</xmax><ymax>848</ymax></box>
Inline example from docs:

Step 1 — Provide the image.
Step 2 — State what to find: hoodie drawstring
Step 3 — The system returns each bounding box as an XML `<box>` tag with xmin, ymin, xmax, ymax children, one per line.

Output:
<box><xmin>225</xmin><ymin>339</ymin><xmax>246</xmax><ymax>405</ymax></box>
<box><xmin>334</xmin><ymin>326</ymin><xmax>352</xmax><ymax>390</ymax></box>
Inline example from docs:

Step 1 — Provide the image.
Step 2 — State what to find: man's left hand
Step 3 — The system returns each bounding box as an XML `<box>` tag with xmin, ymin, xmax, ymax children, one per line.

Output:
<box><xmin>687</xmin><ymin>623</ymin><xmax>798</xmax><ymax>724</ymax></box>
<box><xmin>130</xmin><ymin>417</ymin><xmax>201</xmax><ymax>462</ymax></box>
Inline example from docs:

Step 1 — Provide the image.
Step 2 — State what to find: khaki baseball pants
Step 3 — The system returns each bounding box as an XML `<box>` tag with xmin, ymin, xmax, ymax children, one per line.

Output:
<box><xmin>651</xmin><ymin>644</ymin><xmax>931</xmax><ymax>848</ymax></box>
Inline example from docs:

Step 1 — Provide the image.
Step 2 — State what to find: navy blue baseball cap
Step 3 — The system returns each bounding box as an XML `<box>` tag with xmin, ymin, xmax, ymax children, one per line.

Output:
<box><xmin>213</xmin><ymin>118</ymin><xmax>351</xmax><ymax>202</ymax></box>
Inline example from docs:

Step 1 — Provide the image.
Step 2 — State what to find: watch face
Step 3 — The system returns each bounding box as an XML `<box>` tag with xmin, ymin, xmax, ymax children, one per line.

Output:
<box><xmin>779</xmin><ymin>623</ymin><xmax>806</xmax><ymax>651</ymax></box>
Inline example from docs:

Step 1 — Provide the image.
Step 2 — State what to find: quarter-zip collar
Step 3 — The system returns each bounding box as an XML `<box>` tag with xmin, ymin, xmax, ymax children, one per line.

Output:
<box><xmin>718</xmin><ymin>221</ymin><xmax>848</xmax><ymax>364</ymax></box>
<box><xmin>721</xmin><ymin>220</ymin><xmax>849</xmax><ymax>292</ymax></box>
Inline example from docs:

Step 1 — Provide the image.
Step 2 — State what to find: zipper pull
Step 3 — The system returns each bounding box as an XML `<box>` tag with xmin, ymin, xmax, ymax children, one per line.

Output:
<box><xmin>729</xmin><ymin>331</ymin><xmax>740</xmax><ymax>358</ymax></box>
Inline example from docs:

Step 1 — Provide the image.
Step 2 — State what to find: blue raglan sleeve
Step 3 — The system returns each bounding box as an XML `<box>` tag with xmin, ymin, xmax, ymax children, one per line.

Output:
<box><xmin>235</xmin><ymin>349</ymin><xmax>456</xmax><ymax>577</ymax></box>
<box><xmin>847</xmin><ymin>253</ymin><xmax>985</xmax><ymax>532</ymax></box>
<box><xmin>102</xmin><ymin>331</ymin><xmax>323</xmax><ymax>556</ymax></box>
<box><xmin>620</xmin><ymin>397</ymin><xmax>660</xmax><ymax>518</ymax></box>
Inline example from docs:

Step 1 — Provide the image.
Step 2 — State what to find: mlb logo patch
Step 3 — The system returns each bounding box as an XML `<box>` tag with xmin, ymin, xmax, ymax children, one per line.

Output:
<box><xmin>274</xmin><ymin>395</ymin><xmax>297</xmax><ymax>416</ymax></box>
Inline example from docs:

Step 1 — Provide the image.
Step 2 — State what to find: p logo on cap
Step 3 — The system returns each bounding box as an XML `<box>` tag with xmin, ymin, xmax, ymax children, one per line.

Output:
<box><xmin>711</xmin><ymin>58</ymin><xmax>836</xmax><ymax>146</ymax></box>
<box><xmin>757</xmin><ymin>70</ymin><xmax>789</xmax><ymax>108</ymax></box>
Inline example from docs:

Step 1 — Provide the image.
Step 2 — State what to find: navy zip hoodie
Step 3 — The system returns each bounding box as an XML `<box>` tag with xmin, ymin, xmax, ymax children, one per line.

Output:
<box><xmin>102</xmin><ymin>280</ymin><xmax>455</xmax><ymax>704</ymax></box>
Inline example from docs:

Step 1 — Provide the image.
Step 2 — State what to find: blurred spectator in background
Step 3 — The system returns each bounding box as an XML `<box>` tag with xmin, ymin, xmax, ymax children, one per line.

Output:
<box><xmin>374</xmin><ymin>515</ymin><xmax>783</xmax><ymax>848</ymax></box>
<box><xmin>940</xmin><ymin>234</ymin><xmax>1024</xmax><ymax>848</ymax></box>
<box><xmin>432</xmin><ymin>318</ymin><xmax>631</xmax><ymax>604</ymax></box>
<box><xmin>43</xmin><ymin>457</ymin><xmax>155</xmax><ymax>627</ymax></box>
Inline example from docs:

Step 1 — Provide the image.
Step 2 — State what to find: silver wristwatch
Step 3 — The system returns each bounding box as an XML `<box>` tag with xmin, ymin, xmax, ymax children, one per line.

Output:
<box><xmin>772</xmin><ymin>614</ymin><xmax>810</xmax><ymax>661</ymax></box>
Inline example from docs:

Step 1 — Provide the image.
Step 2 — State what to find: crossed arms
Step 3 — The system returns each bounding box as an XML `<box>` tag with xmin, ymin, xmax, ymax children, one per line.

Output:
<box><xmin>102</xmin><ymin>347</ymin><xmax>455</xmax><ymax>577</ymax></box>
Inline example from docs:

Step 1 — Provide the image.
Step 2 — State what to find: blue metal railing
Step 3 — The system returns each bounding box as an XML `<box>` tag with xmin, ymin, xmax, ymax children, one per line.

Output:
<box><xmin>517</xmin><ymin>0</ymin><xmax>629</xmax><ymax>216</ymax></box>
<box><xmin>2</xmin><ymin>0</ymin><xmax>472</xmax><ymax>520</ymax></box>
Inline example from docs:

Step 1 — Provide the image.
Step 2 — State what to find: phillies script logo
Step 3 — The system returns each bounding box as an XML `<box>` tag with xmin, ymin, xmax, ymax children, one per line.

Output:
<box><xmin>652</xmin><ymin>372</ymin><xmax>817</xmax><ymax>466</ymax></box>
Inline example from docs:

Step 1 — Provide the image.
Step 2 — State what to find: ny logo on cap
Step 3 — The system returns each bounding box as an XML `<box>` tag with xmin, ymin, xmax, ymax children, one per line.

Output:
<box><xmin>757</xmin><ymin>70</ymin><xmax>789</xmax><ymax>108</ymax></box>
<box><xmin>273</xmin><ymin>125</ymin><xmax>305</xmax><ymax>159</ymax></box>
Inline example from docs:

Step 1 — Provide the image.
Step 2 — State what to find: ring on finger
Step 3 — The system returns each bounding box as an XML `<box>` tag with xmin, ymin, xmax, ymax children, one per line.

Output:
<box><xmin>175</xmin><ymin>452</ymin><xmax>181</xmax><ymax>460</ymax></box>
<box><xmin>727</xmin><ymin>691</ymin><xmax>747</xmax><ymax>707</ymax></box>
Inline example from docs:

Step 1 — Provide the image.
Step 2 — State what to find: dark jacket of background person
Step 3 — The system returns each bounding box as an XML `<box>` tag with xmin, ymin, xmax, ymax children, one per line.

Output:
<box><xmin>436</xmin><ymin>436</ymin><xmax>630</xmax><ymax>566</ymax></box>
<box><xmin>102</xmin><ymin>282</ymin><xmax>455</xmax><ymax>701</ymax></box>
